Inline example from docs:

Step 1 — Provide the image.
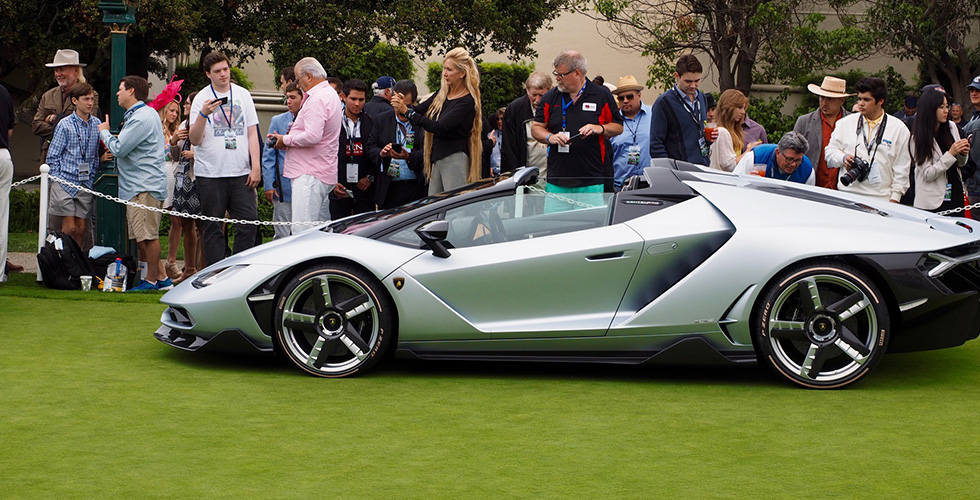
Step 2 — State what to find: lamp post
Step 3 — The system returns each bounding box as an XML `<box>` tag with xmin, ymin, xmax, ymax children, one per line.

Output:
<box><xmin>96</xmin><ymin>0</ymin><xmax>137</xmax><ymax>254</ymax></box>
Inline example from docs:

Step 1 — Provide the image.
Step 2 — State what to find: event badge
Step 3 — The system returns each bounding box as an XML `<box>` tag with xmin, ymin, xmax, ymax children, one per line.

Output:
<box><xmin>867</xmin><ymin>161</ymin><xmax>882</xmax><ymax>185</ymax></box>
<box><xmin>405</xmin><ymin>132</ymin><xmax>414</xmax><ymax>151</ymax></box>
<box><xmin>346</xmin><ymin>163</ymin><xmax>359</xmax><ymax>183</ymax></box>
<box><xmin>387</xmin><ymin>162</ymin><xmax>400</xmax><ymax>177</ymax></box>
<box><xmin>224</xmin><ymin>129</ymin><xmax>237</xmax><ymax>150</ymax></box>
<box><xmin>78</xmin><ymin>162</ymin><xmax>90</xmax><ymax>177</ymax></box>
<box><xmin>176</xmin><ymin>170</ymin><xmax>184</xmax><ymax>190</ymax></box>
<box><xmin>627</xmin><ymin>145</ymin><xmax>641</xmax><ymax>166</ymax></box>
<box><xmin>582</xmin><ymin>102</ymin><xmax>596</xmax><ymax>112</ymax></box>
<box><xmin>945</xmin><ymin>183</ymin><xmax>953</xmax><ymax>201</ymax></box>
<box><xmin>558</xmin><ymin>131</ymin><xmax>570</xmax><ymax>154</ymax></box>
<box><xmin>698</xmin><ymin>137</ymin><xmax>709</xmax><ymax>157</ymax></box>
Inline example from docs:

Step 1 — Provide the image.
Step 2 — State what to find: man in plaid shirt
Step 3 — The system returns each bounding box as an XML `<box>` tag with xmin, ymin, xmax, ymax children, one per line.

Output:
<box><xmin>46</xmin><ymin>82</ymin><xmax>102</xmax><ymax>247</ymax></box>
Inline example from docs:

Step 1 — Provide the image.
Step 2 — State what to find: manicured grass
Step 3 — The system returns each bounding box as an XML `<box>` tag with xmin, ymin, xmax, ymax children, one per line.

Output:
<box><xmin>1</xmin><ymin>274</ymin><xmax>979</xmax><ymax>498</ymax></box>
<box><xmin>7</xmin><ymin>231</ymin><xmax>38</xmax><ymax>253</ymax></box>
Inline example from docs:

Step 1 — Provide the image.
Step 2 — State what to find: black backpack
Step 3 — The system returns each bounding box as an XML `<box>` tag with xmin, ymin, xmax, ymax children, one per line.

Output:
<box><xmin>36</xmin><ymin>232</ymin><xmax>94</xmax><ymax>290</ymax></box>
<box><xmin>89</xmin><ymin>252</ymin><xmax>139</xmax><ymax>290</ymax></box>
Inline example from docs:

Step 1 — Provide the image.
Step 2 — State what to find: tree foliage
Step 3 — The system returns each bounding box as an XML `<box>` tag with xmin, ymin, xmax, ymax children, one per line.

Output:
<box><xmin>864</xmin><ymin>0</ymin><xmax>980</xmax><ymax>107</ymax></box>
<box><xmin>576</xmin><ymin>0</ymin><xmax>873</xmax><ymax>95</ymax></box>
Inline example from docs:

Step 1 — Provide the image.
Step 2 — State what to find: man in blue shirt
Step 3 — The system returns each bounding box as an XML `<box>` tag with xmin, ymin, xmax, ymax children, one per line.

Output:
<box><xmin>734</xmin><ymin>131</ymin><xmax>815</xmax><ymax>185</ymax></box>
<box><xmin>262</xmin><ymin>82</ymin><xmax>300</xmax><ymax>239</ymax></box>
<box><xmin>46</xmin><ymin>82</ymin><xmax>101</xmax><ymax>247</ymax></box>
<box><xmin>609</xmin><ymin>75</ymin><xmax>653</xmax><ymax>190</ymax></box>
<box><xmin>650</xmin><ymin>55</ymin><xmax>710</xmax><ymax>166</ymax></box>
<box><xmin>98</xmin><ymin>75</ymin><xmax>169</xmax><ymax>291</ymax></box>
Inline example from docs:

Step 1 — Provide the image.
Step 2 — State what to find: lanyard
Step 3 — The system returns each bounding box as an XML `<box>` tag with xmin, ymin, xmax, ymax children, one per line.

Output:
<box><xmin>71</xmin><ymin>115</ymin><xmax>91</xmax><ymax>161</ymax></box>
<box><xmin>674</xmin><ymin>86</ymin><xmax>702</xmax><ymax>128</ymax></box>
<box><xmin>855</xmin><ymin>113</ymin><xmax>887</xmax><ymax>166</ymax></box>
<box><xmin>209</xmin><ymin>84</ymin><xmax>233</xmax><ymax>126</ymax></box>
<box><xmin>120</xmin><ymin>102</ymin><xmax>145</xmax><ymax>129</ymax></box>
<box><xmin>396</xmin><ymin>120</ymin><xmax>408</xmax><ymax>146</ymax></box>
<box><xmin>623</xmin><ymin>111</ymin><xmax>640</xmax><ymax>144</ymax></box>
<box><xmin>560</xmin><ymin>81</ymin><xmax>588</xmax><ymax>131</ymax></box>
<box><xmin>343</xmin><ymin>115</ymin><xmax>359</xmax><ymax>142</ymax></box>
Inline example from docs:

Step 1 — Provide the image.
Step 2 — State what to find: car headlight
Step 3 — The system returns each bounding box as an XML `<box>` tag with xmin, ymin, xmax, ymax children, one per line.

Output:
<box><xmin>191</xmin><ymin>265</ymin><xmax>249</xmax><ymax>289</ymax></box>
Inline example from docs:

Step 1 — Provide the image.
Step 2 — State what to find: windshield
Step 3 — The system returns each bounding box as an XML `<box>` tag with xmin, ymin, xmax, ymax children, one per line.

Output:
<box><xmin>325</xmin><ymin>176</ymin><xmax>505</xmax><ymax>236</ymax></box>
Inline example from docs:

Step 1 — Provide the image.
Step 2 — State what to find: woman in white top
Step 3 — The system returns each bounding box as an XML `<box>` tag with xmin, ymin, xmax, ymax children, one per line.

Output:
<box><xmin>911</xmin><ymin>89</ymin><xmax>971</xmax><ymax>212</ymax></box>
<box><xmin>709</xmin><ymin>89</ymin><xmax>760</xmax><ymax>172</ymax></box>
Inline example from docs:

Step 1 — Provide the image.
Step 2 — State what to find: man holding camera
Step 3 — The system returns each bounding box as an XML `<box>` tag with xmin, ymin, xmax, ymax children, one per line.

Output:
<box><xmin>826</xmin><ymin>77</ymin><xmax>911</xmax><ymax>202</ymax></box>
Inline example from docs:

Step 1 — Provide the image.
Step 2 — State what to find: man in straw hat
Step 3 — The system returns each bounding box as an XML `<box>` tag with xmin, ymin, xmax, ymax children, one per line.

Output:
<box><xmin>609</xmin><ymin>75</ymin><xmax>652</xmax><ymax>190</ymax></box>
<box><xmin>792</xmin><ymin>76</ymin><xmax>852</xmax><ymax>190</ymax></box>
<box><xmin>33</xmin><ymin>49</ymin><xmax>99</xmax><ymax>164</ymax></box>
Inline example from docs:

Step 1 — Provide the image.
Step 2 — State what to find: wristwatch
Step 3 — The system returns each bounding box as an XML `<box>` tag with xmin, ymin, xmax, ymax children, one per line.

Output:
<box><xmin>366</xmin><ymin>174</ymin><xmax>375</xmax><ymax>182</ymax></box>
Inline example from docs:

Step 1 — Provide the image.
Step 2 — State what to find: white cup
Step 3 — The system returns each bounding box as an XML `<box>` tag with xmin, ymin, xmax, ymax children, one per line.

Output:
<box><xmin>80</xmin><ymin>275</ymin><xmax>92</xmax><ymax>291</ymax></box>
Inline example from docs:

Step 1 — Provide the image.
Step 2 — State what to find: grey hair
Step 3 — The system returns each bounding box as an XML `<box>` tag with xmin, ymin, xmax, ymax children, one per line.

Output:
<box><xmin>295</xmin><ymin>57</ymin><xmax>327</xmax><ymax>80</ymax></box>
<box><xmin>552</xmin><ymin>50</ymin><xmax>587</xmax><ymax>75</ymax></box>
<box><xmin>778</xmin><ymin>131</ymin><xmax>809</xmax><ymax>154</ymax></box>
<box><xmin>525</xmin><ymin>71</ymin><xmax>554</xmax><ymax>90</ymax></box>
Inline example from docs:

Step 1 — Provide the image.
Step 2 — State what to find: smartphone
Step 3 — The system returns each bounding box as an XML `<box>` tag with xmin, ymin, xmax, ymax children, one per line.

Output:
<box><xmin>392</xmin><ymin>143</ymin><xmax>403</xmax><ymax>153</ymax></box>
<box><xmin>217</xmin><ymin>97</ymin><xmax>228</xmax><ymax>106</ymax></box>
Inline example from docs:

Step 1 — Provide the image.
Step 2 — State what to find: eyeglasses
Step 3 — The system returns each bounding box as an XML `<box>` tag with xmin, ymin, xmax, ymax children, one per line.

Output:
<box><xmin>780</xmin><ymin>151</ymin><xmax>804</xmax><ymax>165</ymax></box>
<box><xmin>552</xmin><ymin>69</ymin><xmax>575</xmax><ymax>80</ymax></box>
<box><xmin>616</xmin><ymin>94</ymin><xmax>637</xmax><ymax>102</ymax></box>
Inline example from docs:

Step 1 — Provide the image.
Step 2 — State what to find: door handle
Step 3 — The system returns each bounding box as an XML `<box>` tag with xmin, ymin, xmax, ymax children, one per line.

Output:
<box><xmin>586</xmin><ymin>251</ymin><xmax>626</xmax><ymax>261</ymax></box>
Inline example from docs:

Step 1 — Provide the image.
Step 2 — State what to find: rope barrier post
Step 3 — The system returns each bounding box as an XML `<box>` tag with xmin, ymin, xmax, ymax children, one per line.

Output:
<box><xmin>36</xmin><ymin>164</ymin><xmax>49</xmax><ymax>283</ymax></box>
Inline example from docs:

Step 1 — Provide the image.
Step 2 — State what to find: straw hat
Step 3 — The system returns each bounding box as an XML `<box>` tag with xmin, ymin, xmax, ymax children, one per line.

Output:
<box><xmin>612</xmin><ymin>75</ymin><xmax>644</xmax><ymax>94</ymax></box>
<box><xmin>45</xmin><ymin>49</ymin><xmax>86</xmax><ymax>68</ymax></box>
<box><xmin>807</xmin><ymin>76</ymin><xmax>853</xmax><ymax>98</ymax></box>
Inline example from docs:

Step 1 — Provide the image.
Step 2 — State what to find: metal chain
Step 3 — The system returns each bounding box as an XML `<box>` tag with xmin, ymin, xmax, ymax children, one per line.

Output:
<box><xmin>10</xmin><ymin>174</ymin><xmax>42</xmax><ymax>188</ymax></box>
<box><xmin>937</xmin><ymin>202</ymin><xmax>980</xmax><ymax>216</ymax></box>
<box><xmin>526</xmin><ymin>184</ymin><xmax>598</xmax><ymax>209</ymax></box>
<box><xmin>47</xmin><ymin>174</ymin><xmax>330</xmax><ymax>226</ymax></box>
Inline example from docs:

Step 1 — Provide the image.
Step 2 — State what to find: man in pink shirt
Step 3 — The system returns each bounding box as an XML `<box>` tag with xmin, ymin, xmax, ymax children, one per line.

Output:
<box><xmin>270</xmin><ymin>57</ymin><xmax>342</xmax><ymax>231</ymax></box>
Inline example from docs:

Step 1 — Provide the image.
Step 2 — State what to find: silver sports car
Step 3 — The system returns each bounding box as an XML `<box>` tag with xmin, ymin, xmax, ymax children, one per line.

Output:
<box><xmin>156</xmin><ymin>161</ymin><xmax>980</xmax><ymax>388</ymax></box>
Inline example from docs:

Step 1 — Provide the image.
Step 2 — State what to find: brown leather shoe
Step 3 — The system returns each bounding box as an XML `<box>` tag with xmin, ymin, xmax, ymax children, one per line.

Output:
<box><xmin>5</xmin><ymin>260</ymin><xmax>24</xmax><ymax>273</ymax></box>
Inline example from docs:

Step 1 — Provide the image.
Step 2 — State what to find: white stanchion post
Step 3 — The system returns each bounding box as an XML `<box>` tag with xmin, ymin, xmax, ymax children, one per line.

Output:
<box><xmin>37</xmin><ymin>164</ymin><xmax>49</xmax><ymax>283</ymax></box>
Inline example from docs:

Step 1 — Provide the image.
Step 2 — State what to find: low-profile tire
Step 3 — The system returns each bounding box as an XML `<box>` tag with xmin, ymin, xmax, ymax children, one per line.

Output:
<box><xmin>274</xmin><ymin>263</ymin><xmax>394</xmax><ymax>378</ymax></box>
<box><xmin>753</xmin><ymin>260</ymin><xmax>889</xmax><ymax>389</ymax></box>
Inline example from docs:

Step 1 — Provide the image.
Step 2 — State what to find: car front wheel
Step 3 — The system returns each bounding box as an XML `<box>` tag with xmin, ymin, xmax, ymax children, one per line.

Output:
<box><xmin>274</xmin><ymin>263</ymin><xmax>394</xmax><ymax>377</ymax></box>
<box><xmin>753</xmin><ymin>261</ymin><xmax>889</xmax><ymax>389</ymax></box>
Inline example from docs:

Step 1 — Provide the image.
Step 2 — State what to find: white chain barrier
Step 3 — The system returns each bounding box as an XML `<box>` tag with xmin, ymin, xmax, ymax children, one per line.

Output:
<box><xmin>11</xmin><ymin>174</ymin><xmax>42</xmax><ymax>189</ymax></box>
<box><xmin>526</xmin><ymin>184</ymin><xmax>598</xmax><ymax>209</ymax></box>
<box><xmin>936</xmin><ymin>202</ymin><xmax>980</xmax><ymax>216</ymax></box>
<box><xmin>37</xmin><ymin>166</ymin><xmax>331</xmax><ymax>227</ymax></box>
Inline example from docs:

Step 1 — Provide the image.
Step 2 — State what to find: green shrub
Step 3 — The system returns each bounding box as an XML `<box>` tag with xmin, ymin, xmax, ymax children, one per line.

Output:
<box><xmin>9</xmin><ymin>188</ymin><xmax>40</xmax><ymax>233</ymax></box>
<box><xmin>747</xmin><ymin>90</ymin><xmax>798</xmax><ymax>143</ymax></box>
<box><xmin>426</xmin><ymin>61</ymin><xmax>534</xmax><ymax>117</ymax></box>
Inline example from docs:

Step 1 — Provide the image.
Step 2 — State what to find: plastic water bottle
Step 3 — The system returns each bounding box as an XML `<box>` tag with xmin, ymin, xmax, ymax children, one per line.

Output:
<box><xmin>104</xmin><ymin>258</ymin><xmax>128</xmax><ymax>292</ymax></box>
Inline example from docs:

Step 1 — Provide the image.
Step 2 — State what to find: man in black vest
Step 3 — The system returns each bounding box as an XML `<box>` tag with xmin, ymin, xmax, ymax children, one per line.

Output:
<box><xmin>330</xmin><ymin>79</ymin><xmax>378</xmax><ymax>218</ymax></box>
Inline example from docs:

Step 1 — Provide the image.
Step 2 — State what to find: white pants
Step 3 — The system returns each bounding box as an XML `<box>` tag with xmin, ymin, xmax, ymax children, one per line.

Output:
<box><xmin>290</xmin><ymin>174</ymin><xmax>334</xmax><ymax>232</ymax></box>
<box><xmin>272</xmin><ymin>199</ymin><xmax>292</xmax><ymax>240</ymax></box>
<box><xmin>0</xmin><ymin>149</ymin><xmax>12</xmax><ymax>282</ymax></box>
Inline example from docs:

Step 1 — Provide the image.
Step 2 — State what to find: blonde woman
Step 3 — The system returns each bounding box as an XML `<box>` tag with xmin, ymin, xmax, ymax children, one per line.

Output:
<box><xmin>710</xmin><ymin>89</ymin><xmax>760</xmax><ymax>172</ymax></box>
<box><xmin>392</xmin><ymin>47</ymin><xmax>482</xmax><ymax>195</ymax></box>
<box><xmin>158</xmin><ymin>100</ymin><xmax>183</xmax><ymax>280</ymax></box>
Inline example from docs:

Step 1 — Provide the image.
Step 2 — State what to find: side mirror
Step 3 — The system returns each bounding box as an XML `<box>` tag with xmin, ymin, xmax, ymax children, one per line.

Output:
<box><xmin>415</xmin><ymin>220</ymin><xmax>452</xmax><ymax>258</ymax></box>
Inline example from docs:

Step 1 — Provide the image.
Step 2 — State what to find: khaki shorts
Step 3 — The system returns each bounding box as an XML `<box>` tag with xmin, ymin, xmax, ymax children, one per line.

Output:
<box><xmin>126</xmin><ymin>192</ymin><xmax>163</xmax><ymax>242</ymax></box>
<box><xmin>49</xmin><ymin>182</ymin><xmax>94</xmax><ymax>218</ymax></box>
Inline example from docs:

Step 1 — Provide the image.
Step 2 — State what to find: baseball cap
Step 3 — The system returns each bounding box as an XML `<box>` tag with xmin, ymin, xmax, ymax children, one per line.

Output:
<box><xmin>374</xmin><ymin>76</ymin><xmax>396</xmax><ymax>90</ymax></box>
<box><xmin>967</xmin><ymin>75</ymin><xmax>980</xmax><ymax>91</ymax></box>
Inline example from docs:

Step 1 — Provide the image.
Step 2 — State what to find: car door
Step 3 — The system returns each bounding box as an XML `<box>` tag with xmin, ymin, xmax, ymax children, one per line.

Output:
<box><xmin>398</xmin><ymin>190</ymin><xmax>644</xmax><ymax>338</ymax></box>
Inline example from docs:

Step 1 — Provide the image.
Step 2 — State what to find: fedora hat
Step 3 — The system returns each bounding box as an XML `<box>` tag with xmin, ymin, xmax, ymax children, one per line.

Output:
<box><xmin>45</xmin><ymin>49</ymin><xmax>86</xmax><ymax>68</ymax></box>
<box><xmin>807</xmin><ymin>76</ymin><xmax>852</xmax><ymax>98</ymax></box>
<box><xmin>612</xmin><ymin>75</ymin><xmax>644</xmax><ymax>94</ymax></box>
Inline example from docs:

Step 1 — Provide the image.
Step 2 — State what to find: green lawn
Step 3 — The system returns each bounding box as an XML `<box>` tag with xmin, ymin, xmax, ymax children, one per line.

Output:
<box><xmin>1</xmin><ymin>272</ymin><xmax>979</xmax><ymax>498</ymax></box>
<box><xmin>7</xmin><ymin>231</ymin><xmax>273</xmax><ymax>259</ymax></box>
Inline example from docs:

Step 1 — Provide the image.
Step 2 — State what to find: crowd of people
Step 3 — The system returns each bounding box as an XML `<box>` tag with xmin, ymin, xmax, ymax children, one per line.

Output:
<box><xmin>3</xmin><ymin>46</ymin><xmax>980</xmax><ymax>286</ymax></box>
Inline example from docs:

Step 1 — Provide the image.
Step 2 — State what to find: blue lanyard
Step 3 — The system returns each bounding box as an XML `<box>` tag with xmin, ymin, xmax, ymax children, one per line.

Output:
<box><xmin>673</xmin><ymin>86</ymin><xmax>702</xmax><ymax>128</ymax></box>
<box><xmin>71</xmin><ymin>115</ymin><xmax>91</xmax><ymax>161</ymax></box>
<box><xmin>209</xmin><ymin>84</ymin><xmax>233</xmax><ymax>126</ymax></box>
<box><xmin>560</xmin><ymin>82</ymin><xmax>588</xmax><ymax>131</ymax></box>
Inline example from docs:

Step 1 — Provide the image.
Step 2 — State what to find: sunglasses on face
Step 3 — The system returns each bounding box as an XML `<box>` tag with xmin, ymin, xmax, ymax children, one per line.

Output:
<box><xmin>616</xmin><ymin>94</ymin><xmax>636</xmax><ymax>102</ymax></box>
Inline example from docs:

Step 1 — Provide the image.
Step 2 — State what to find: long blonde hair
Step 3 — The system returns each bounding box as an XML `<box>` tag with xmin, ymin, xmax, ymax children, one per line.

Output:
<box><xmin>717</xmin><ymin>89</ymin><xmax>748</xmax><ymax>155</ymax></box>
<box><xmin>158</xmin><ymin>100</ymin><xmax>180</xmax><ymax>141</ymax></box>
<box><xmin>422</xmin><ymin>47</ymin><xmax>483</xmax><ymax>183</ymax></box>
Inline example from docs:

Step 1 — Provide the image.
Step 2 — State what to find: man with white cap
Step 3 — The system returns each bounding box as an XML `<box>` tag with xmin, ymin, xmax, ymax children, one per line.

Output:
<box><xmin>32</xmin><ymin>49</ymin><xmax>98</xmax><ymax>164</ymax></box>
<box><xmin>962</xmin><ymin>75</ymin><xmax>980</xmax><ymax>135</ymax></box>
<box><xmin>609</xmin><ymin>75</ymin><xmax>652</xmax><ymax>190</ymax></box>
<box><xmin>793</xmin><ymin>76</ymin><xmax>852</xmax><ymax>190</ymax></box>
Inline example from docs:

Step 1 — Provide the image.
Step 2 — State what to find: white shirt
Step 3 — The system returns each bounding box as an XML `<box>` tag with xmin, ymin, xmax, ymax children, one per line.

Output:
<box><xmin>189</xmin><ymin>83</ymin><xmax>259</xmax><ymax>178</ymax></box>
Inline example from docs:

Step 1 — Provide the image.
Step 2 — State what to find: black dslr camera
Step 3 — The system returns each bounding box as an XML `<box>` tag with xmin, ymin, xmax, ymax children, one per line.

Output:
<box><xmin>839</xmin><ymin>156</ymin><xmax>871</xmax><ymax>187</ymax></box>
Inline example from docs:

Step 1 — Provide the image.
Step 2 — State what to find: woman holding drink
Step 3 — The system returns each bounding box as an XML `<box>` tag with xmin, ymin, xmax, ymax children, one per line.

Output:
<box><xmin>709</xmin><ymin>89</ymin><xmax>761</xmax><ymax>172</ymax></box>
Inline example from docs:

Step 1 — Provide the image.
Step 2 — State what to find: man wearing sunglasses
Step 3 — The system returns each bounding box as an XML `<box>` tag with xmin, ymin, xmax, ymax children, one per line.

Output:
<box><xmin>733</xmin><ymin>131</ymin><xmax>815</xmax><ymax>185</ymax></box>
<box><xmin>609</xmin><ymin>75</ymin><xmax>652</xmax><ymax>190</ymax></box>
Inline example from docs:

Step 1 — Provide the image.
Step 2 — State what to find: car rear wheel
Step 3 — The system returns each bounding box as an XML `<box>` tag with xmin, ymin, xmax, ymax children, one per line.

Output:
<box><xmin>274</xmin><ymin>263</ymin><xmax>394</xmax><ymax>377</ymax></box>
<box><xmin>753</xmin><ymin>261</ymin><xmax>889</xmax><ymax>389</ymax></box>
